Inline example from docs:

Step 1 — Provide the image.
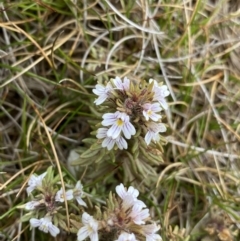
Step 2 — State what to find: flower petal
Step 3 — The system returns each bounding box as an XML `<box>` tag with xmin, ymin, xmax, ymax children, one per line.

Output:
<box><xmin>48</xmin><ymin>224</ymin><xmax>60</xmax><ymax>237</ymax></box>
<box><xmin>30</xmin><ymin>218</ymin><xmax>41</xmax><ymax>228</ymax></box>
<box><xmin>116</xmin><ymin>136</ymin><xmax>128</xmax><ymax>150</ymax></box>
<box><xmin>77</xmin><ymin>226</ymin><xmax>89</xmax><ymax>241</ymax></box>
<box><xmin>107</xmin><ymin>124</ymin><xmax>121</xmax><ymax>139</ymax></box>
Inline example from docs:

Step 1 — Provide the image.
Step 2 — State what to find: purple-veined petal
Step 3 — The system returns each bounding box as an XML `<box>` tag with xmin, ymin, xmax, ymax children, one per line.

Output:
<box><xmin>102</xmin><ymin>137</ymin><xmax>115</xmax><ymax>150</ymax></box>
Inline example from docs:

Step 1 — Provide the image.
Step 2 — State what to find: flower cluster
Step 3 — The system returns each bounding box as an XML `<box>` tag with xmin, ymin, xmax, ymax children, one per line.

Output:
<box><xmin>22</xmin><ymin>169</ymin><xmax>161</xmax><ymax>241</ymax></box>
<box><xmin>93</xmin><ymin>76</ymin><xmax>169</xmax><ymax>150</ymax></box>
<box><xmin>55</xmin><ymin>181</ymin><xmax>87</xmax><ymax>207</ymax></box>
<box><xmin>77</xmin><ymin>183</ymin><xmax>162</xmax><ymax>241</ymax></box>
<box><xmin>22</xmin><ymin>167</ymin><xmax>87</xmax><ymax>237</ymax></box>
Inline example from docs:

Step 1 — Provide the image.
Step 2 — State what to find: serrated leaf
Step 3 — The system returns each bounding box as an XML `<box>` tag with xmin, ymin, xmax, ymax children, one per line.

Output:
<box><xmin>139</xmin><ymin>146</ymin><xmax>160</xmax><ymax>165</ymax></box>
<box><xmin>95</xmin><ymin>150</ymin><xmax>106</xmax><ymax>163</ymax></box>
<box><xmin>89</xmin><ymin>143</ymin><xmax>103</xmax><ymax>151</ymax></box>
<box><xmin>20</xmin><ymin>212</ymin><xmax>34</xmax><ymax>222</ymax></box>
<box><xmin>59</xmin><ymin>219</ymin><xmax>68</xmax><ymax>231</ymax></box>
<box><xmin>131</xmin><ymin>138</ymin><xmax>139</xmax><ymax>153</ymax></box>
<box><xmin>109</xmin><ymin>150</ymin><xmax>115</xmax><ymax>163</ymax></box>
<box><xmin>80</xmin><ymin>149</ymin><xmax>99</xmax><ymax>158</ymax></box>
<box><xmin>81</xmin><ymin>138</ymin><xmax>97</xmax><ymax>145</ymax></box>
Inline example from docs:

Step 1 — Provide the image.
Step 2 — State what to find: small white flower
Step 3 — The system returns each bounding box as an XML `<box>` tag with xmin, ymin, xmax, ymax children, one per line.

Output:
<box><xmin>73</xmin><ymin>181</ymin><xmax>87</xmax><ymax>207</ymax></box>
<box><xmin>116</xmin><ymin>183</ymin><xmax>139</xmax><ymax>200</ymax></box>
<box><xmin>55</xmin><ymin>188</ymin><xmax>73</xmax><ymax>202</ymax></box>
<box><xmin>149</xmin><ymin>79</ymin><xmax>169</xmax><ymax>110</ymax></box>
<box><xmin>102</xmin><ymin>111</ymin><xmax>136</xmax><ymax>139</ymax></box>
<box><xmin>30</xmin><ymin>216</ymin><xmax>60</xmax><ymax>237</ymax></box>
<box><xmin>26</xmin><ymin>172</ymin><xmax>47</xmax><ymax>195</ymax></box>
<box><xmin>25</xmin><ymin>200</ymin><xmax>41</xmax><ymax>210</ymax></box>
<box><xmin>92</xmin><ymin>82</ymin><xmax>113</xmax><ymax>105</ymax></box>
<box><xmin>77</xmin><ymin>212</ymin><xmax>98</xmax><ymax>241</ymax></box>
<box><xmin>145</xmin><ymin>122</ymin><xmax>167</xmax><ymax>145</ymax></box>
<box><xmin>121</xmin><ymin>194</ymin><xmax>137</xmax><ymax>211</ymax></box>
<box><xmin>142</xmin><ymin>103</ymin><xmax>162</xmax><ymax>121</ymax></box>
<box><xmin>115</xmin><ymin>232</ymin><xmax>139</xmax><ymax>241</ymax></box>
<box><xmin>130</xmin><ymin>204</ymin><xmax>150</xmax><ymax>225</ymax></box>
<box><xmin>115</xmin><ymin>183</ymin><xmax>146</xmax><ymax>209</ymax></box>
<box><xmin>97</xmin><ymin>128</ymin><xmax>128</xmax><ymax>150</ymax></box>
<box><xmin>113</xmin><ymin>76</ymin><xmax>130</xmax><ymax>91</ymax></box>
<box><xmin>141</xmin><ymin>223</ymin><xmax>162</xmax><ymax>241</ymax></box>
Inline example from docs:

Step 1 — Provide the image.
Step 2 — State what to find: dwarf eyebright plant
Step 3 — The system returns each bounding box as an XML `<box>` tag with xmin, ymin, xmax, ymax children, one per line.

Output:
<box><xmin>21</xmin><ymin>168</ymin><xmax>162</xmax><ymax>241</ymax></box>
<box><xmin>93</xmin><ymin>76</ymin><xmax>169</xmax><ymax>150</ymax></box>
<box><xmin>77</xmin><ymin>183</ymin><xmax>162</xmax><ymax>241</ymax></box>
<box><xmin>71</xmin><ymin>76</ymin><xmax>170</xmax><ymax>186</ymax></box>
<box><xmin>20</xmin><ymin>167</ymin><xmax>87</xmax><ymax>235</ymax></box>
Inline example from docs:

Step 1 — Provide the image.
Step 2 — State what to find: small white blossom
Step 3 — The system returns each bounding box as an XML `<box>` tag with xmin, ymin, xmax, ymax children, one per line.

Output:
<box><xmin>92</xmin><ymin>82</ymin><xmax>113</xmax><ymax>105</ymax></box>
<box><xmin>73</xmin><ymin>181</ymin><xmax>87</xmax><ymax>207</ymax></box>
<box><xmin>77</xmin><ymin>212</ymin><xmax>98</xmax><ymax>241</ymax></box>
<box><xmin>121</xmin><ymin>194</ymin><xmax>138</xmax><ymax>211</ymax></box>
<box><xmin>55</xmin><ymin>188</ymin><xmax>73</xmax><ymax>202</ymax></box>
<box><xmin>115</xmin><ymin>232</ymin><xmax>139</xmax><ymax>241</ymax></box>
<box><xmin>116</xmin><ymin>183</ymin><xmax>146</xmax><ymax>209</ymax></box>
<box><xmin>145</xmin><ymin>122</ymin><xmax>167</xmax><ymax>145</ymax></box>
<box><xmin>142</xmin><ymin>103</ymin><xmax>162</xmax><ymax>121</ymax></box>
<box><xmin>30</xmin><ymin>216</ymin><xmax>60</xmax><ymax>237</ymax></box>
<box><xmin>141</xmin><ymin>223</ymin><xmax>162</xmax><ymax>241</ymax></box>
<box><xmin>130</xmin><ymin>204</ymin><xmax>150</xmax><ymax>225</ymax></box>
<box><xmin>25</xmin><ymin>200</ymin><xmax>41</xmax><ymax>210</ymax></box>
<box><xmin>113</xmin><ymin>76</ymin><xmax>130</xmax><ymax>91</ymax></box>
<box><xmin>97</xmin><ymin>128</ymin><xmax>128</xmax><ymax>150</ymax></box>
<box><xmin>149</xmin><ymin>79</ymin><xmax>169</xmax><ymax>110</ymax></box>
<box><xmin>102</xmin><ymin>111</ymin><xmax>136</xmax><ymax>139</ymax></box>
<box><xmin>116</xmin><ymin>183</ymin><xmax>139</xmax><ymax>199</ymax></box>
<box><xmin>26</xmin><ymin>172</ymin><xmax>47</xmax><ymax>195</ymax></box>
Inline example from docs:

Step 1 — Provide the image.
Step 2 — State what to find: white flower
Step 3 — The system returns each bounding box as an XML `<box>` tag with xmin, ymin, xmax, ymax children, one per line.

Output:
<box><xmin>73</xmin><ymin>181</ymin><xmax>87</xmax><ymax>207</ymax></box>
<box><xmin>30</xmin><ymin>216</ymin><xmax>60</xmax><ymax>237</ymax></box>
<box><xmin>130</xmin><ymin>204</ymin><xmax>150</xmax><ymax>225</ymax></box>
<box><xmin>26</xmin><ymin>172</ymin><xmax>47</xmax><ymax>195</ymax></box>
<box><xmin>115</xmin><ymin>232</ymin><xmax>139</xmax><ymax>241</ymax></box>
<box><xmin>55</xmin><ymin>188</ymin><xmax>73</xmax><ymax>202</ymax></box>
<box><xmin>115</xmin><ymin>183</ymin><xmax>146</xmax><ymax>209</ymax></box>
<box><xmin>149</xmin><ymin>79</ymin><xmax>169</xmax><ymax>110</ymax></box>
<box><xmin>102</xmin><ymin>111</ymin><xmax>136</xmax><ymax>139</ymax></box>
<box><xmin>116</xmin><ymin>183</ymin><xmax>139</xmax><ymax>200</ymax></box>
<box><xmin>141</xmin><ymin>223</ymin><xmax>162</xmax><ymax>241</ymax></box>
<box><xmin>145</xmin><ymin>122</ymin><xmax>167</xmax><ymax>145</ymax></box>
<box><xmin>25</xmin><ymin>200</ymin><xmax>41</xmax><ymax>210</ymax></box>
<box><xmin>97</xmin><ymin>128</ymin><xmax>128</xmax><ymax>150</ymax></box>
<box><xmin>113</xmin><ymin>76</ymin><xmax>130</xmax><ymax>91</ymax></box>
<box><xmin>142</xmin><ymin>103</ymin><xmax>162</xmax><ymax>121</ymax></box>
<box><xmin>77</xmin><ymin>212</ymin><xmax>98</xmax><ymax>241</ymax></box>
<box><xmin>92</xmin><ymin>82</ymin><xmax>113</xmax><ymax>105</ymax></box>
